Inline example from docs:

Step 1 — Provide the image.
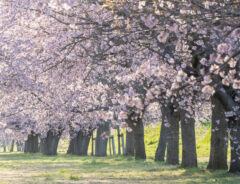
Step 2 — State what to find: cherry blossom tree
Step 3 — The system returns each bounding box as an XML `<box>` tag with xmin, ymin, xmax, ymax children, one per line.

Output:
<box><xmin>0</xmin><ymin>0</ymin><xmax>239</xmax><ymax>172</ymax></box>
<box><xmin>101</xmin><ymin>0</ymin><xmax>240</xmax><ymax>170</ymax></box>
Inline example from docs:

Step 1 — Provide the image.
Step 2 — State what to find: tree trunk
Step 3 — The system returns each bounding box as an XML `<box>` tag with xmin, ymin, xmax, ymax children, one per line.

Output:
<box><xmin>67</xmin><ymin>128</ymin><xmax>76</xmax><ymax>154</ymax></box>
<box><xmin>95</xmin><ymin>122</ymin><xmax>110</xmax><ymax>156</ymax></box>
<box><xmin>133</xmin><ymin>119</ymin><xmax>146</xmax><ymax>159</ymax></box>
<box><xmin>10</xmin><ymin>140</ymin><xmax>15</xmax><ymax>152</ymax></box>
<box><xmin>180</xmin><ymin>110</ymin><xmax>197</xmax><ymax>168</ymax></box>
<box><xmin>125</xmin><ymin>130</ymin><xmax>134</xmax><ymax>156</ymax></box>
<box><xmin>24</xmin><ymin>132</ymin><xmax>39</xmax><ymax>153</ymax></box>
<box><xmin>229</xmin><ymin>119</ymin><xmax>240</xmax><ymax>173</ymax></box>
<box><xmin>207</xmin><ymin>96</ymin><xmax>228</xmax><ymax>170</ymax></box>
<box><xmin>3</xmin><ymin>140</ymin><xmax>6</xmax><ymax>152</ymax></box>
<box><xmin>16</xmin><ymin>141</ymin><xmax>23</xmax><ymax>152</ymax></box>
<box><xmin>155</xmin><ymin>108</ymin><xmax>168</xmax><ymax>161</ymax></box>
<box><xmin>128</xmin><ymin>119</ymin><xmax>146</xmax><ymax>159</ymax></box>
<box><xmin>165</xmin><ymin>105</ymin><xmax>180</xmax><ymax>165</ymax></box>
<box><xmin>72</xmin><ymin>130</ymin><xmax>92</xmax><ymax>155</ymax></box>
<box><xmin>40</xmin><ymin>130</ymin><xmax>61</xmax><ymax>155</ymax></box>
<box><xmin>67</xmin><ymin>136</ymin><xmax>76</xmax><ymax>154</ymax></box>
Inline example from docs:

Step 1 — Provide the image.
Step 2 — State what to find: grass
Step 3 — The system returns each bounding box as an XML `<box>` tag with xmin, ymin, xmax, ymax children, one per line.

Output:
<box><xmin>0</xmin><ymin>153</ymin><xmax>239</xmax><ymax>184</ymax></box>
<box><xmin>0</xmin><ymin>122</ymin><xmax>238</xmax><ymax>184</ymax></box>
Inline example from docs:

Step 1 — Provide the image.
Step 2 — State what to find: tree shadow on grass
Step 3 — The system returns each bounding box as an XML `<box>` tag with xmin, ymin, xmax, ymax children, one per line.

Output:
<box><xmin>177</xmin><ymin>167</ymin><xmax>240</xmax><ymax>184</ymax></box>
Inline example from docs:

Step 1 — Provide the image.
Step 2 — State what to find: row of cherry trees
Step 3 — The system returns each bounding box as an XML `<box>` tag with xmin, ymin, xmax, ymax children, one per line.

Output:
<box><xmin>0</xmin><ymin>0</ymin><xmax>239</xmax><ymax>172</ymax></box>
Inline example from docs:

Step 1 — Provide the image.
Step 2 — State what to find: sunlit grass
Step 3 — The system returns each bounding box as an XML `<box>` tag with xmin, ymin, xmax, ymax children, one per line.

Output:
<box><xmin>0</xmin><ymin>122</ymin><xmax>237</xmax><ymax>184</ymax></box>
<box><xmin>0</xmin><ymin>153</ymin><xmax>239</xmax><ymax>184</ymax></box>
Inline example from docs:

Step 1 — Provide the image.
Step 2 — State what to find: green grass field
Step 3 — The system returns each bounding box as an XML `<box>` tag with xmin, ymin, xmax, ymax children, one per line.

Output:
<box><xmin>0</xmin><ymin>122</ymin><xmax>239</xmax><ymax>184</ymax></box>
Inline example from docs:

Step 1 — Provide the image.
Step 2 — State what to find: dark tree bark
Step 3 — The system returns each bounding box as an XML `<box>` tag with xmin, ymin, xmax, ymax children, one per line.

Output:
<box><xmin>214</xmin><ymin>86</ymin><xmax>240</xmax><ymax>172</ymax></box>
<box><xmin>127</xmin><ymin>118</ymin><xmax>146</xmax><ymax>159</ymax></box>
<box><xmin>67</xmin><ymin>128</ymin><xmax>76</xmax><ymax>154</ymax></box>
<box><xmin>95</xmin><ymin>121</ymin><xmax>110</xmax><ymax>156</ymax></box>
<box><xmin>67</xmin><ymin>136</ymin><xmax>76</xmax><ymax>154</ymax></box>
<box><xmin>24</xmin><ymin>132</ymin><xmax>39</xmax><ymax>153</ymax></box>
<box><xmin>207</xmin><ymin>96</ymin><xmax>228</xmax><ymax>170</ymax></box>
<box><xmin>72</xmin><ymin>130</ymin><xmax>92</xmax><ymax>155</ymax></box>
<box><xmin>155</xmin><ymin>108</ymin><xmax>169</xmax><ymax>161</ymax></box>
<box><xmin>125</xmin><ymin>130</ymin><xmax>134</xmax><ymax>156</ymax></box>
<box><xmin>132</xmin><ymin>119</ymin><xmax>146</xmax><ymax>159</ymax></box>
<box><xmin>40</xmin><ymin>130</ymin><xmax>61</xmax><ymax>155</ymax></box>
<box><xmin>3</xmin><ymin>141</ymin><xmax>6</xmax><ymax>152</ymax></box>
<box><xmin>10</xmin><ymin>140</ymin><xmax>15</xmax><ymax>152</ymax></box>
<box><xmin>117</xmin><ymin>127</ymin><xmax>122</xmax><ymax>155</ymax></box>
<box><xmin>180</xmin><ymin>110</ymin><xmax>198</xmax><ymax>168</ymax></box>
<box><xmin>213</xmin><ymin>84</ymin><xmax>240</xmax><ymax>172</ymax></box>
<box><xmin>165</xmin><ymin>105</ymin><xmax>180</xmax><ymax>165</ymax></box>
<box><xmin>16</xmin><ymin>141</ymin><xmax>23</xmax><ymax>152</ymax></box>
<box><xmin>229</xmin><ymin>119</ymin><xmax>240</xmax><ymax>173</ymax></box>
